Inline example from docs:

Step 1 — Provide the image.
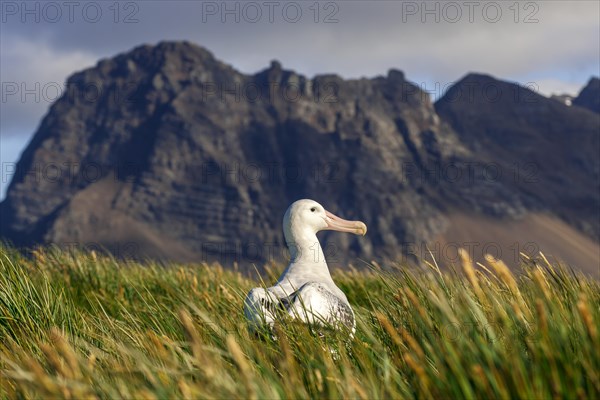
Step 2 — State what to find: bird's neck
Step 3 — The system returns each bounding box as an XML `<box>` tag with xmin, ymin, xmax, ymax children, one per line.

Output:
<box><xmin>288</xmin><ymin>232</ymin><xmax>327</xmax><ymax>265</ymax></box>
<box><xmin>282</xmin><ymin>227</ymin><xmax>333</xmax><ymax>282</ymax></box>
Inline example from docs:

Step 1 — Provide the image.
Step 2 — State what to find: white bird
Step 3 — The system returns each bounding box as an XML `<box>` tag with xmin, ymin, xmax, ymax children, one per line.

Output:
<box><xmin>244</xmin><ymin>199</ymin><xmax>367</xmax><ymax>336</ymax></box>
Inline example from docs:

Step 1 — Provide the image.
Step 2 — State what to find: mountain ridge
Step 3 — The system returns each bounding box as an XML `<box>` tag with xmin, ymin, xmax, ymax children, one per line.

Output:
<box><xmin>573</xmin><ymin>77</ymin><xmax>600</xmax><ymax>114</ymax></box>
<box><xmin>1</xmin><ymin>41</ymin><xmax>598</xmax><ymax>274</ymax></box>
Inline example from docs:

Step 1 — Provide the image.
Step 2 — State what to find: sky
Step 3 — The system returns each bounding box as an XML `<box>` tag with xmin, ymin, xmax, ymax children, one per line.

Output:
<box><xmin>1</xmin><ymin>0</ymin><xmax>599</xmax><ymax>199</ymax></box>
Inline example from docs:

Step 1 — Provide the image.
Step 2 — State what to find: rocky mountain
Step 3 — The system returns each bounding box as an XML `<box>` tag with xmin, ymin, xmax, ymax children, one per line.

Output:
<box><xmin>1</xmin><ymin>42</ymin><xmax>598</xmax><ymax>274</ymax></box>
<box><xmin>573</xmin><ymin>77</ymin><xmax>600</xmax><ymax>114</ymax></box>
<box><xmin>435</xmin><ymin>73</ymin><xmax>600</xmax><ymax>240</ymax></box>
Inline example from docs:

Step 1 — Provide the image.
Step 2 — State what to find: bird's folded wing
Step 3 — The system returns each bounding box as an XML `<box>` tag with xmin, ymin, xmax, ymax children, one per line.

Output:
<box><xmin>245</xmin><ymin>283</ymin><xmax>355</xmax><ymax>332</ymax></box>
<box><xmin>286</xmin><ymin>283</ymin><xmax>355</xmax><ymax>331</ymax></box>
<box><xmin>244</xmin><ymin>287</ymin><xmax>298</xmax><ymax>327</ymax></box>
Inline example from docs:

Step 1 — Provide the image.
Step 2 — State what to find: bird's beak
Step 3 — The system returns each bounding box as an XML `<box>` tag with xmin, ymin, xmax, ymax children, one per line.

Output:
<box><xmin>324</xmin><ymin>210</ymin><xmax>367</xmax><ymax>236</ymax></box>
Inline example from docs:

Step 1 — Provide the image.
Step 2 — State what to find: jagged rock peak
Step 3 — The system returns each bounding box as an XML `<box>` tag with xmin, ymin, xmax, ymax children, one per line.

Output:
<box><xmin>387</xmin><ymin>69</ymin><xmax>405</xmax><ymax>82</ymax></box>
<box><xmin>573</xmin><ymin>76</ymin><xmax>600</xmax><ymax>114</ymax></box>
<box><xmin>269</xmin><ymin>60</ymin><xmax>283</xmax><ymax>71</ymax></box>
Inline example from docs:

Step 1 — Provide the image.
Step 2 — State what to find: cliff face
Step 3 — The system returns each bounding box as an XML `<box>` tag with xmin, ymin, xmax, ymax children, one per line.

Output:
<box><xmin>1</xmin><ymin>42</ymin><xmax>598</xmax><ymax>271</ymax></box>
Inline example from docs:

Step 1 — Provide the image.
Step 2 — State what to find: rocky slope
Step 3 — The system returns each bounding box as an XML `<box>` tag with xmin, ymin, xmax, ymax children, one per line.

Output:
<box><xmin>1</xmin><ymin>42</ymin><xmax>598</xmax><ymax>273</ymax></box>
<box><xmin>435</xmin><ymin>73</ymin><xmax>600</xmax><ymax>240</ymax></box>
<box><xmin>573</xmin><ymin>77</ymin><xmax>600</xmax><ymax>114</ymax></box>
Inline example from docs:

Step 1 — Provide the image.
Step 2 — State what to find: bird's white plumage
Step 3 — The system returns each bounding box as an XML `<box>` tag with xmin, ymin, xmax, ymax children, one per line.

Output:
<box><xmin>243</xmin><ymin>199</ymin><xmax>367</xmax><ymax>336</ymax></box>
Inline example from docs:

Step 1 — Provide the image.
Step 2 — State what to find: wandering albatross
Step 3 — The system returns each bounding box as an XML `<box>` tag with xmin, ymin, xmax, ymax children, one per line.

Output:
<box><xmin>244</xmin><ymin>199</ymin><xmax>367</xmax><ymax>335</ymax></box>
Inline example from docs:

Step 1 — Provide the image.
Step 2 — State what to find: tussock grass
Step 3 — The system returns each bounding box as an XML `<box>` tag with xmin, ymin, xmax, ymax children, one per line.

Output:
<box><xmin>0</xmin><ymin>244</ymin><xmax>598</xmax><ymax>399</ymax></box>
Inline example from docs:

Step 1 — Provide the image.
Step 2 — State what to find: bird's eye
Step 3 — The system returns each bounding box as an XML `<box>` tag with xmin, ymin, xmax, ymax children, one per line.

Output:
<box><xmin>310</xmin><ymin>207</ymin><xmax>316</xmax><ymax>212</ymax></box>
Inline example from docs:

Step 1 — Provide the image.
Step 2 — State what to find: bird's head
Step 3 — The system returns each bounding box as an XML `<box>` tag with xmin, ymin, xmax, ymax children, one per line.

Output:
<box><xmin>283</xmin><ymin>199</ymin><xmax>367</xmax><ymax>240</ymax></box>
